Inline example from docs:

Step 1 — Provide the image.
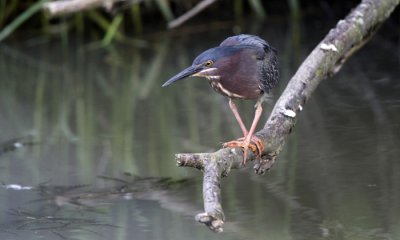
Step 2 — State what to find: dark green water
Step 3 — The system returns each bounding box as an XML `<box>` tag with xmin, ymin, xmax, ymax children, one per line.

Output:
<box><xmin>0</xmin><ymin>19</ymin><xmax>399</xmax><ymax>240</ymax></box>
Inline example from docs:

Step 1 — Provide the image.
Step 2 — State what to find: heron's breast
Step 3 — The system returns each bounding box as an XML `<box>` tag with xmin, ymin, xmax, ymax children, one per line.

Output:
<box><xmin>208</xmin><ymin>78</ymin><xmax>262</xmax><ymax>99</ymax></box>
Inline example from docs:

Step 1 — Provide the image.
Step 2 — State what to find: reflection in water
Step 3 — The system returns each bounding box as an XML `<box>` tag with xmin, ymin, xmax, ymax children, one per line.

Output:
<box><xmin>0</xmin><ymin>176</ymin><xmax>197</xmax><ymax>240</ymax></box>
<box><xmin>0</xmin><ymin>20</ymin><xmax>399</xmax><ymax>240</ymax></box>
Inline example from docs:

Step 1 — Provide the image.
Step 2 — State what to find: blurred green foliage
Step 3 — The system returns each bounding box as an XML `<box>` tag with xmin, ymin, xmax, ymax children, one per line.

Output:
<box><xmin>0</xmin><ymin>0</ymin><xmax>274</xmax><ymax>44</ymax></box>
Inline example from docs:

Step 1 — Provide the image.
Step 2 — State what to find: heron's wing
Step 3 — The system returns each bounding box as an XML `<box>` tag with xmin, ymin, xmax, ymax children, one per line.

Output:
<box><xmin>221</xmin><ymin>35</ymin><xmax>279</xmax><ymax>94</ymax></box>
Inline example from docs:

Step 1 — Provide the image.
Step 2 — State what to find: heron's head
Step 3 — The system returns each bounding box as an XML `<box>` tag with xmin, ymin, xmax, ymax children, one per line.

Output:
<box><xmin>162</xmin><ymin>45</ymin><xmax>252</xmax><ymax>87</ymax></box>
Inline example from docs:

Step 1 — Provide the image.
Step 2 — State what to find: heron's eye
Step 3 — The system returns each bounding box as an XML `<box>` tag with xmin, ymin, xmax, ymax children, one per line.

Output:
<box><xmin>205</xmin><ymin>60</ymin><xmax>213</xmax><ymax>67</ymax></box>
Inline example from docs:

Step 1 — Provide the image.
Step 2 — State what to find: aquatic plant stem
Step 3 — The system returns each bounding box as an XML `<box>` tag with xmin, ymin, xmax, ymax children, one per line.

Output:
<box><xmin>0</xmin><ymin>0</ymin><xmax>48</xmax><ymax>42</ymax></box>
<box><xmin>168</xmin><ymin>0</ymin><xmax>217</xmax><ymax>29</ymax></box>
<box><xmin>175</xmin><ymin>0</ymin><xmax>399</xmax><ymax>232</ymax></box>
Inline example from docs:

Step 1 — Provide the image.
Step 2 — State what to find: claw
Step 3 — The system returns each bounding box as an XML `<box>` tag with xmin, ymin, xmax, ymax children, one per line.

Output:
<box><xmin>251</xmin><ymin>136</ymin><xmax>265</xmax><ymax>159</ymax></box>
<box><xmin>223</xmin><ymin>136</ymin><xmax>264</xmax><ymax>166</ymax></box>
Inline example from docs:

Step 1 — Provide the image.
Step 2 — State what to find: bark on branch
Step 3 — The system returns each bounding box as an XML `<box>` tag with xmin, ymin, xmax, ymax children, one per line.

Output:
<box><xmin>176</xmin><ymin>0</ymin><xmax>399</xmax><ymax>232</ymax></box>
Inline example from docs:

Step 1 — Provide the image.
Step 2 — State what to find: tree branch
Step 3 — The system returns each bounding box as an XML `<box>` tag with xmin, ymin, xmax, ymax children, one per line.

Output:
<box><xmin>43</xmin><ymin>0</ymin><xmax>127</xmax><ymax>16</ymax></box>
<box><xmin>175</xmin><ymin>0</ymin><xmax>399</xmax><ymax>232</ymax></box>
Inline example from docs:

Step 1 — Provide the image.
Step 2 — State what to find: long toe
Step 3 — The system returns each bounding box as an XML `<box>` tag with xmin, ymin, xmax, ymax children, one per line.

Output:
<box><xmin>222</xmin><ymin>139</ymin><xmax>243</xmax><ymax>149</ymax></box>
<box><xmin>223</xmin><ymin>138</ymin><xmax>260</xmax><ymax>166</ymax></box>
<box><xmin>224</xmin><ymin>138</ymin><xmax>262</xmax><ymax>155</ymax></box>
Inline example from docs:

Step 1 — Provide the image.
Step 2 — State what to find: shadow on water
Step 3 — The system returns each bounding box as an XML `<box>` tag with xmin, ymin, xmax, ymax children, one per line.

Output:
<box><xmin>0</xmin><ymin>18</ymin><xmax>399</xmax><ymax>240</ymax></box>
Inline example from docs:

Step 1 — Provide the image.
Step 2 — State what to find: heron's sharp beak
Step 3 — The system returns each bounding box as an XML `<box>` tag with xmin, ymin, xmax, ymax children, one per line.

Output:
<box><xmin>162</xmin><ymin>65</ymin><xmax>203</xmax><ymax>87</ymax></box>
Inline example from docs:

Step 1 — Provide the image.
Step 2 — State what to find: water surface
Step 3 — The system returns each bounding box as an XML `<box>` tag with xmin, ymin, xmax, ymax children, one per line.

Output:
<box><xmin>0</xmin><ymin>19</ymin><xmax>399</xmax><ymax>240</ymax></box>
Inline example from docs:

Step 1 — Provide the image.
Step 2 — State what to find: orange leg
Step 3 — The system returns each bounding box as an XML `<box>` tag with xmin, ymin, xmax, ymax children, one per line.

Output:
<box><xmin>223</xmin><ymin>98</ymin><xmax>265</xmax><ymax>165</ymax></box>
<box><xmin>228</xmin><ymin>98</ymin><xmax>248</xmax><ymax>136</ymax></box>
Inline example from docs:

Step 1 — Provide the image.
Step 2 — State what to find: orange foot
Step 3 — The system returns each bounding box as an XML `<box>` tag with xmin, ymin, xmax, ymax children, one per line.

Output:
<box><xmin>223</xmin><ymin>136</ymin><xmax>264</xmax><ymax>166</ymax></box>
